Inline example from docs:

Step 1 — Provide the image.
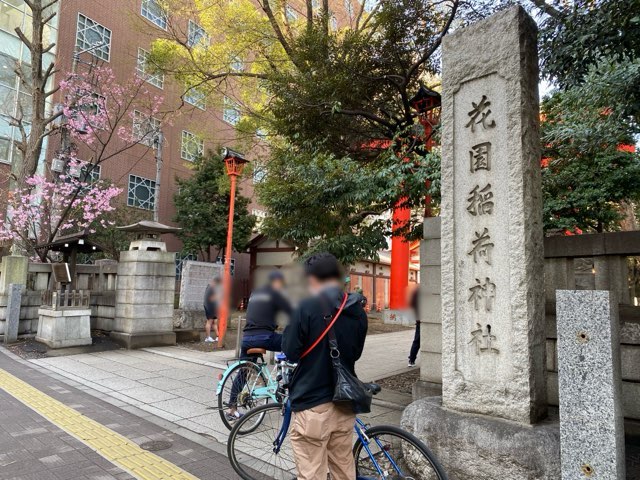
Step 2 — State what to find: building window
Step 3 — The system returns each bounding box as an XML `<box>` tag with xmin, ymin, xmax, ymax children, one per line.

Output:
<box><xmin>136</xmin><ymin>48</ymin><xmax>164</xmax><ymax>88</ymax></box>
<box><xmin>180</xmin><ymin>130</ymin><xmax>204</xmax><ymax>162</ymax></box>
<box><xmin>331</xmin><ymin>14</ymin><xmax>338</xmax><ymax>30</ymax></box>
<box><xmin>68</xmin><ymin>162</ymin><xmax>101</xmax><ymax>184</ymax></box>
<box><xmin>253</xmin><ymin>161</ymin><xmax>267</xmax><ymax>184</ymax></box>
<box><xmin>187</xmin><ymin>20</ymin><xmax>209</xmax><ymax>48</ymax></box>
<box><xmin>184</xmin><ymin>85</ymin><xmax>206</xmax><ymax>110</ymax></box>
<box><xmin>363</xmin><ymin>0</ymin><xmax>377</xmax><ymax>13</ymax></box>
<box><xmin>132</xmin><ymin>110</ymin><xmax>161</xmax><ymax>146</ymax></box>
<box><xmin>127</xmin><ymin>174</ymin><xmax>156</xmax><ymax>210</ymax></box>
<box><xmin>344</xmin><ymin>0</ymin><xmax>353</xmax><ymax>17</ymax></box>
<box><xmin>216</xmin><ymin>256</ymin><xmax>236</xmax><ymax>276</ymax></box>
<box><xmin>0</xmin><ymin>53</ymin><xmax>18</xmax><ymax>89</ymax></box>
<box><xmin>76</xmin><ymin>14</ymin><xmax>111</xmax><ymax>61</ymax></box>
<box><xmin>285</xmin><ymin>5</ymin><xmax>298</xmax><ymax>21</ymax></box>
<box><xmin>175</xmin><ymin>253</ymin><xmax>197</xmax><ymax>277</ymax></box>
<box><xmin>230</xmin><ymin>55</ymin><xmax>244</xmax><ymax>72</ymax></box>
<box><xmin>0</xmin><ymin>133</ymin><xmax>21</xmax><ymax>165</ymax></box>
<box><xmin>222</xmin><ymin>96</ymin><xmax>240</xmax><ymax>126</ymax></box>
<box><xmin>141</xmin><ymin>0</ymin><xmax>167</xmax><ymax>29</ymax></box>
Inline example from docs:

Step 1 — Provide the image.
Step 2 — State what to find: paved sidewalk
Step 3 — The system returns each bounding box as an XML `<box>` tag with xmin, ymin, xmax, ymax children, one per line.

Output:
<box><xmin>145</xmin><ymin>329</ymin><xmax>417</xmax><ymax>381</ymax></box>
<box><xmin>0</xmin><ymin>349</ymin><xmax>240</xmax><ymax>480</ymax></box>
<box><xmin>25</xmin><ymin>330</ymin><xmax>415</xmax><ymax>444</ymax></box>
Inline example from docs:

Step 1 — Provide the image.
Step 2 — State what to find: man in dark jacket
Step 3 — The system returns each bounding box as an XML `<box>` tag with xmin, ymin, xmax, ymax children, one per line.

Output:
<box><xmin>282</xmin><ymin>252</ymin><xmax>368</xmax><ymax>480</ymax></box>
<box><xmin>227</xmin><ymin>270</ymin><xmax>292</xmax><ymax>420</ymax></box>
<box><xmin>241</xmin><ymin>270</ymin><xmax>292</xmax><ymax>355</ymax></box>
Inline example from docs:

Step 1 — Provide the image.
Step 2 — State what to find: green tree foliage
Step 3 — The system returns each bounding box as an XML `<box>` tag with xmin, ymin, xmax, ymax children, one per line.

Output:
<box><xmin>174</xmin><ymin>154</ymin><xmax>256</xmax><ymax>260</ymax></box>
<box><xmin>534</xmin><ymin>0</ymin><xmax>640</xmax><ymax>88</ymax></box>
<box><xmin>533</xmin><ymin>0</ymin><xmax>640</xmax><ymax>232</ymax></box>
<box><xmin>541</xmin><ymin>59</ymin><xmax>640</xmax><ymax>232</ymax></box>
<box><xmin>149</xmin><ymin>0</ymin><xmax>503</xmax><ymax>262</ymax></box>
<box><xmin>258</xmin><ymin>141</ymin><xmax>440</xmax><ymax>264</ymax></box>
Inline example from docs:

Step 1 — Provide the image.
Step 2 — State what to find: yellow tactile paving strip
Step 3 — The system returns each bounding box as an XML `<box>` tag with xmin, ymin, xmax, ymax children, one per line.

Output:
<box><xmin>0</xmin><ymin>368</ymin><xmax>199</xmax><ymax>480</ymax></box>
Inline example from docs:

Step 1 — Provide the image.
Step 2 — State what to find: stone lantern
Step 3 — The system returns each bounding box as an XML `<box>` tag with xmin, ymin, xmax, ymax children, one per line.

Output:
<box><xmin>111</xmin><ymin>221</ymin><xmax>181</xmax><ymax>349</ymax></box>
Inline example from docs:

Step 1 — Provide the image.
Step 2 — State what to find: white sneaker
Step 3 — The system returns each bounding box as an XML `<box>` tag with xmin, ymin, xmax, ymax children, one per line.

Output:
<box><xmin>408</xmin><ymin>361</ymin><xmax>416</xmax><ymax>367</ymax></box>
<box><xmin>214</xmin><ymin>337</ymin><xmax>219</xmax><ymax>342</ymax></box>
<box><xmin>204</xmin><ymin>336</ymin><xmax>214</xmax><ymax>343</ymax></box>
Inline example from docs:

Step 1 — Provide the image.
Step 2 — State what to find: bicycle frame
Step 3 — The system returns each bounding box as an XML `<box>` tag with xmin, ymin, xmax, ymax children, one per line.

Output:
<box><xmin>273</xmin><ymin>402</ymin><xmax>405</xmax><ymax>479</ymax></box>
<box><xmin>216</xmin><ymin>359</ymin><xmax>280</xmax><ymax>403</ymax></box>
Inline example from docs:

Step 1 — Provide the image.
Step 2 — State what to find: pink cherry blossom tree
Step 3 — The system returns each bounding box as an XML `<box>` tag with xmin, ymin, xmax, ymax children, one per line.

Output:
<box><xmin>2</xmin><ymin>65</ymin><xmax>166</xmax><ymax>260</ymax></box>
<box><xmin>0</xmin><ymin>159</ymin><xmax>122</xmax><ymax>261</ymax></box>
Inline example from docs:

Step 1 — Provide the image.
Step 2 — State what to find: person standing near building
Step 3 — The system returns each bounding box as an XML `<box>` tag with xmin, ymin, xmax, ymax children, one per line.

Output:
<box><xmin>282</xmin><ymin>252</ymin><xmax>368</xmax><ymax>480</ymax></box>
<box><xmin>407</xmin><ymin>284</ymin><xmax>421</xmax><ymax>367</ymax></box>
<box><xmin>204</xmin><ymin>276</ymin><xmax>221</xmax><ymax>343</ymax></box>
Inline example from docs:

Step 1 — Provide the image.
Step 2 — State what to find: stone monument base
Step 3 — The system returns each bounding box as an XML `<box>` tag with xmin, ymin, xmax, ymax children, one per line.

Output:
<box><xmin>383</xmin><ymin>309</ymin><xmax>415</xmax><ymax>326</ymax></box>
<box><xmin>110</xmin><ymin>331</ymin><xmax>176</xmax><ymax>349</ymax></box>
<box><xmin>402</xmin><ymin>397</ymin><xmax>560</xmax><ymax>479</ymax></box>
<box><xmin>36</xmin><ymin>307</ymin><xmax>92</xmax><ymax>349</ymax></box>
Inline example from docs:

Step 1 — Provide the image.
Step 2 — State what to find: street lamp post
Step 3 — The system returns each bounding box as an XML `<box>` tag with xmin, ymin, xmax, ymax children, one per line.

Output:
<box><xmin>152</xmin><ymin>130</ymin><xmax>164</xmax><ymax>222</ymax></box>
<box><xmin>218</xmin><ymin>148</ymin><xmax>249</xmax><ymax>347</ymax></box>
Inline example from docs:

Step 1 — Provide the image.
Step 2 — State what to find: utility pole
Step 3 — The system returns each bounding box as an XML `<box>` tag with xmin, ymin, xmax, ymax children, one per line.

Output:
<box><xmin>153</xmin><ymin>130</ymin><xmax>164</xmax><ymax>222</ymax></box>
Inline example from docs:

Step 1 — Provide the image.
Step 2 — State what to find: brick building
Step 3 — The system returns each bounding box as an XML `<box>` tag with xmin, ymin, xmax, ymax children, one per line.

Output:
<box><xmin>0</xmin><ymin>0</ymin><xmax>382</xmax><ymax>302</ymax></box>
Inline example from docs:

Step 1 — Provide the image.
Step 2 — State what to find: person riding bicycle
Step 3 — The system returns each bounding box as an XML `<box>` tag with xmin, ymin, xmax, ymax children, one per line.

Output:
<box><xmin>227</xmin><ymin>270</ymin><xmax>292</xmax><ymax>420</ymax></box>
<box><xmin>282</xmin><ymin>252</ymin><xmax>368</xmax><ymax>480</ymax></box>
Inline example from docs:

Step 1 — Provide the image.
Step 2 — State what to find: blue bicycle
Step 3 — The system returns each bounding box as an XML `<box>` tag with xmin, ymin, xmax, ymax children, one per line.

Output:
<box><xmin>226</xmin><ymin>385</ymin><xmax>447</xmax><ymax>480</ymax></box>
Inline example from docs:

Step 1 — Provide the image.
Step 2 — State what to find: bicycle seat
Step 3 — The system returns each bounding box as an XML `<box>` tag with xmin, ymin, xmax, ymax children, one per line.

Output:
<box><xmin>366</xmin><ymin>383</ymin><xmax>381</xmax><ymax>395</ymax></box>
<box><xmin>246</xmin><ymin>348</ymin><xmax>267</xmax><ymax>355</ymax></box>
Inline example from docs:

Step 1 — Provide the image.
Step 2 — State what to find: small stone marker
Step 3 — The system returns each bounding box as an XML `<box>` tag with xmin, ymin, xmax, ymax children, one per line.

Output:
<box><xmin>440</xmin><ymin>6</ymin><xmax>547</xmax><ymax>424</ymax></box>
<box><xmin>556</xmin><ymin>290</ymin><xmax>625</xmax><ymax>480</ymax></box>
<box><xmin>4</xmin><ymin>283</ymin><xmax>22</xmax><ymax>344</ymax></box>
<box><xmin>179</xmin><ymin>261</ymin><xmax>223</xmax><ymax>311</ymax></box>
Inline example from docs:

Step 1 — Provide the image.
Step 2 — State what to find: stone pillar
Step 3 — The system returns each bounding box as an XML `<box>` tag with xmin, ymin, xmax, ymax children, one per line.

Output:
<box><xmin>111</xmin><ymin>250</ymin><xmax>176</xmax><ymax>349</ymax></box>
<box><xmin>4</xmin><ymin>283</ymin><xmax>22</xmax><ymax>344</ymax></box>
<box><xmin>556</xmin><ymin>290</ymin><xmax>625</xmax><ymax>480</ymax></box>
<box><xmin>0</xmin><ymin>255</ymin><xmax>28</xmax><ymax>294</ymax></box>
<box><xmin>440</xmin><ymin>5</ymin><xmax>546</xmax><ymax>424</ymax></box>
<box><xmin>419</xmin><ymin>217</ymin><xmax>442</xmax><ymax>386</ymax></box>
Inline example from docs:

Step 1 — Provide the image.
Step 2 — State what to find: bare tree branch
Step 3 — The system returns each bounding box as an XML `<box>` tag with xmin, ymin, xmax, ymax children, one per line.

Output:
<box><xmin>405</xmin><ymin>0</ymin><xmax>459</xmax><ymax>84</ymax></box>
<box><xmin>529</xmin><ymin>0</ymin><xmax>563</xmax><ymax>19</ymax></box>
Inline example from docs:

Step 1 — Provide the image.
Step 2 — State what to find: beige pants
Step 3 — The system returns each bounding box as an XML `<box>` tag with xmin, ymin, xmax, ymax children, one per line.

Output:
<box><xmin>290</xmin><ymin>401</ymin><xmax>356</xmax><ymax>480</ymax></box>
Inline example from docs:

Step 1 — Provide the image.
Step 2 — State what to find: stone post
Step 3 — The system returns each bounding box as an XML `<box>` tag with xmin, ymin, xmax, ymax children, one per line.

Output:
<box><xmin>0</xmin><ymin>255</ymin><xmax>28</xmax><ymax>294</ymax></box>
<box><xmin>419</xmin><ymin>217</ymin><xmax>442</xmax><ymax>386</ymax></box>
<box><xmin>111</xmin><ymin>250</ymin><xmax>176</xmax><ymax>349</ymax></box>
<box><xmin>4</xmin><ymin>283</ymin><xmax>22</xmax><ymax>344</ymax></box>
<box><xmin>440</xmin><ymin>5</ymin><xmax>546</xmax><ymax>424</ymax></box>
<box><xmin>556</xmin><ymin>290</ymin><xmax>625</xmax><ymax>480</ymax></box>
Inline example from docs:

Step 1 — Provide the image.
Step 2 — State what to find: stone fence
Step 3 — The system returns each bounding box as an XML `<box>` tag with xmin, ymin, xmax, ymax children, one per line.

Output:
<box><xmin>0</xmin><ymin>258</ymin><xmax>117</xmax><ymax>335</ymax></box>
<box><xmin>419</xmin><ymin>218</ymin><xmax>640</xmax><ymax>419</ymax></box>
<box><xmin>0</xmin><ymin>257</ymin><xmax>223</xmax><ymax>341</ymax></box>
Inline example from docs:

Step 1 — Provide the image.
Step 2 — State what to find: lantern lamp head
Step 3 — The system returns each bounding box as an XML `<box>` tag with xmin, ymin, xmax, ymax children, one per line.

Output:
<box><xmin>410</xmin><ymin>85</ymin><xmax>441</xmax><ymax>114</ymax></box>
<box><xmin>222</xmin><ymin>147</ymin><xmax>249</xmax><ymax>176</ymax></box>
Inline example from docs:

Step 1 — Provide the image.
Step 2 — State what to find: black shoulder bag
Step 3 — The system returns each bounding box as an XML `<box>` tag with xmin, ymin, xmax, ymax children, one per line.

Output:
<box><xmin>321</xmin><ymin>294</ymin><xmax>373</xmax><ymax>414</ymax></box>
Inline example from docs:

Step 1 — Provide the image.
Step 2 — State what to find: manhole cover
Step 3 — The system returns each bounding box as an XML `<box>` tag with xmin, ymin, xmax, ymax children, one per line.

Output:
<box><xmin>139</xmin><ymin>440</ymin><xmax>173</xmax><ymax>452</ymax></box>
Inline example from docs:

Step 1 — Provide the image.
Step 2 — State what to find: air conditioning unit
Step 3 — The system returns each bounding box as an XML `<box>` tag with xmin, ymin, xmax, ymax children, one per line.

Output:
<box><xmin>51</xmin><ymin>158</ymin><xmax>66</xmax><ymax>173</ymax></box>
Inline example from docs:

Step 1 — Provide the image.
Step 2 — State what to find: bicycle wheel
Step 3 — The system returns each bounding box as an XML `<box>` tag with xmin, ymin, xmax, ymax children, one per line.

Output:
<box><xmin>353</xmin><ymin>425</ymin><xmax>447</xmax><ymax>480</ymax></box>
<box><xmin>218</xmin><ymin>361</ymin><xmax>270</xmax><ymax>431</ymax></box>
<box><xmin>227</xmin><ymin>403</ymin><xmax>297</xmax><ymax>480</ymax></box>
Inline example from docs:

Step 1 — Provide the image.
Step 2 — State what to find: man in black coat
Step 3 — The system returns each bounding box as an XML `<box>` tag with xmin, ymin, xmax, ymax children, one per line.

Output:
<box><xmin>282</xmin><ymin>252</ymin><xmax>368</xmax><ymax>480</ymax></box>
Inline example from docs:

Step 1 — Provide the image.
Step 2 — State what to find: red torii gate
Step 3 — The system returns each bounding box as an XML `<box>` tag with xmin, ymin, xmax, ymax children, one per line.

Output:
<box><xmin>389</xmin><ymin>86</ymin><xmax>441</xmax><ymax>309</ymax></box>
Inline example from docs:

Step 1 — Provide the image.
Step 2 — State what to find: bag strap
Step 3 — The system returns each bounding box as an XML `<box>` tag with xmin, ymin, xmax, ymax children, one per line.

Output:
<box><xmin>299</xmin><ymin>293</ymin><xmax>348</xmax><ymax>359</ymax></box>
